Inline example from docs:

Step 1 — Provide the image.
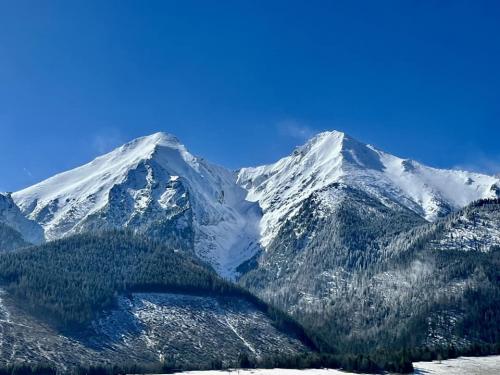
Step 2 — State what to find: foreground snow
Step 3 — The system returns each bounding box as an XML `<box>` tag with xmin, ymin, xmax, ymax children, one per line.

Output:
<box><xmin>413</xmin><ymin>355</ymin><xmax>500</xmax><ymax>374</ymax></box>
<box><xmin>167</xmin><ymin>355</ymin><xmax>500</xmax><ymax>375</ymax></box>
<box><xmin>170</xmin><ymin>370</ymin><xmax>369</xmax><ymax>375</ymax></box>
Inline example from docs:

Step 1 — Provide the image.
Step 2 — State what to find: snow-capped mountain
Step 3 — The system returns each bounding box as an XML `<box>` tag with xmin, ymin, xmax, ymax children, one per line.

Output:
<box><xmin>4</xmin><ymin>129</ymin><xmax>500</xmax><ymax>361</ymax></box>
<box><xmin>12</xmin><ymin>132</ymin><xmax>261</xmax><ymax>277</ymax></box>
<box><xmin>237</xmin><ymin>130</ymin><xmax>500</xmax><ymax>248</ymax></box>
<box><xmin>0</xmin><ymin>193</ymin><xmax>44</xmax><ymax>245</ymax></box>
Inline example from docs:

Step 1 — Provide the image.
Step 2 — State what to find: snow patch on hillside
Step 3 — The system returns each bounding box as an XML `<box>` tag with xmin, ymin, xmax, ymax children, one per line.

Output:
<box><xmin>0</xmin><ymin>290</ymin><xmax>308</xmax><ymax>369</ymax></box>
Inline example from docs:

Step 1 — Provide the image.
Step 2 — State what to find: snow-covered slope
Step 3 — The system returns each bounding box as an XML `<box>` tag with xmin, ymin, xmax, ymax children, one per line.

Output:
<box><xmin>0</xmin><ymin>193</ymin><xmax>44</xmax><ymax>245</ymax></box>
<box><xmin>13</xmin><ymin>133</ymin><xmax>261</xmax><ymax>277</ymax></box>
<box><xmin>237</xmin><ymin>131</ymin><xmax>500</xmax><ymax>248</ymax></box>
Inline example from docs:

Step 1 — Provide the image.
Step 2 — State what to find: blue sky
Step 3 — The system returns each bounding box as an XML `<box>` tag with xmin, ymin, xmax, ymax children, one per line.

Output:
<box><xmin>1</xmin><ymin>1</ymin><xmax>499</xmax><ymax>192</ymax></box>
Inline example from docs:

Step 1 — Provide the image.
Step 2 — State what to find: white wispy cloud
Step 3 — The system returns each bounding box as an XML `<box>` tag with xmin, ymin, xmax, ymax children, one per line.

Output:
<box><xmin>92</xmin><ymin>129</ymin><xmax>126</xmax><ymax>154</ymax></box>
<box><xmin>23</xmin><ymin>168</ymin><xmax>33</xmax><ymax>178</ymax></box>
<box><xmin>277</xmin><ymin>119</ymin><xmax>318</xmax><ymax>141</ymax></box>
<box><xmin>453</xmin><ymin>153</ymin><xmax>500</xmax><ymax>176</ymax></box>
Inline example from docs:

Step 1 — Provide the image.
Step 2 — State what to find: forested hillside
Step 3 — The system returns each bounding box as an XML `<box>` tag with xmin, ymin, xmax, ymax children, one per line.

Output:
<box><xmin>240</xmin><ymin>198</ymin><xmax>500</xmax><ymax>357</ymax></box>
<box><xmin>0</xmin><ymin>230</ymin><xmax>308</xmax><ymax>341</ymax></box>
<box><xmin>0</xmin><ymin>231</ymin><xmax>218</xmax><ymax>326</ymax></box>
<box><xmin>0</xmin><ymin>231</ymin><xmax>315</xmax><ymax>370</ymax></box>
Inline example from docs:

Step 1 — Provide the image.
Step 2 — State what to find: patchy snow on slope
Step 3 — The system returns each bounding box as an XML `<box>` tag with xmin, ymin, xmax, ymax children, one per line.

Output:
<box><xmin>430</xmin><ymin>207</ymin><xmax>500</xmax><ymax>253</ymax></box>
<box><xmin>0</xmin><ymin>290</ymin><xmax>307</xmax><ymax>369</ymax></box>
<box><xmin>238</xmin><ymin>131</ymin><xmax>500</xmax><ymax>248</ymax></box>
<box><xmin>89</xmin><ymin>293</ymin><xmax>308</xmax><ymax>365</ymax></box>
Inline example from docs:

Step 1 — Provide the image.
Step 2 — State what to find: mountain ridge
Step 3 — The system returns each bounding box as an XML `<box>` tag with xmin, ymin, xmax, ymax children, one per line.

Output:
<box><xmin>5</xmin><ymin>130</ymin><xmax>500</xmax><ymax>275</ymax></box>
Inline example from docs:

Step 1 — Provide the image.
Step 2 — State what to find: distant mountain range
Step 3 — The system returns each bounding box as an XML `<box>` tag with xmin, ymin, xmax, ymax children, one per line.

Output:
<box><xmin>1</xmin><ymin>130</ymin><xmax>499</xmax><ymax>370</ymax></box>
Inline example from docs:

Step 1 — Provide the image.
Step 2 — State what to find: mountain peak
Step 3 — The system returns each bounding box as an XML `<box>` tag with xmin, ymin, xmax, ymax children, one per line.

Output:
<box><xmin>300</xmin><ymin>130</ymin><xmax>345</xmax><ymax>150</ymax></box>
<box><xmin>144</xmin><ymin>131</ymin><xmax>182</xmax><ymax>146</ymax></box>
<box><xmin>293</xmin><ymin>129</ymin><xmax>386</xmax><ymax>171</ymax></box>
<box><xmin>298</xmin><ymin>130</ymin><xmax>374</xmax><ymax>155</ymax></box>
<box><xmin>309</xmin><ymin>130</ymin><xmax>346</xmax><ymax>141</ymax></box>
<box><xmin>12</xmin><ymin>131</ymin><xmax>195</xmax><ymax>241</ymax></box>
<box><xmin>238</xmin><ymin>129</ymin><xmax>500</xmax><ymax>246</ymax></box>
<box><xmin>118</xmin><ymin>132</ymin><xmax>186</xmax><ymax>156</ymax></box>
<box><xmin>292</xmin><ymin>130</ymin><xmax>345</xmax><ymax>158</ymax></box>
<box><xmin>12</xmin><ymin>131</ymin><xmax>261</xmax><ymax>276</ymax></box>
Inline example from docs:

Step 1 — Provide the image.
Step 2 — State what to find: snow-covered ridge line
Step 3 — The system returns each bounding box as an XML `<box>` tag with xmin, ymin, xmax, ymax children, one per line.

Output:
<box><xmin>6</xmin><ymin>130</ymin><xmax>500</xmax><ymax>275</ymax></box>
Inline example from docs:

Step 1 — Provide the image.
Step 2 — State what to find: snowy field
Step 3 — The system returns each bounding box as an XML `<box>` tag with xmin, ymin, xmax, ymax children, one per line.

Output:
<box><xmin>413</xmin><ymin>355</ymin><xmax>500</xmax><ymax>374</ymax></box>
<box><xmin>167</xmin><ymin>355</ymin><xmax>500</xmax><ymax>375</ymax></box>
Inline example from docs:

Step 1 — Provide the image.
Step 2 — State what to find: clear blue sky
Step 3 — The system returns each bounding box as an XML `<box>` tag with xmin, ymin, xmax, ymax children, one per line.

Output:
<box><xmin>1</xmin><ymin>1</ymin><xmax>499</xmax><ymax>192</ymax></box>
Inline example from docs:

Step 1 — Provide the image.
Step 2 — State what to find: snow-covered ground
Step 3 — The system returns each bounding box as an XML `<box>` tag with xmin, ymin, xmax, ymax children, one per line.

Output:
<box><xmin>169</xmin><ymin>370</ymin><xmax>369</xmax><ymax>375</ymax></box>
<box><xmin>413</xmin><ymin>355</ymin><xmax>500</xmax><ymax>374</ymax></box>
<box><xmin>166</xmin><ymin>355</ymin><xmax>500</xmax><ymax>375</ymax></box>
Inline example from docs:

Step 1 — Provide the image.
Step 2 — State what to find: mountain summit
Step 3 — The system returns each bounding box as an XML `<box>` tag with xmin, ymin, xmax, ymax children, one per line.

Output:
<box><xmin>238</xmin><ymin>130</ymin><xmax>500</xmax><ymax>247</ymax></box>
<box><xmin>13</xmin><ymin>132</ymin><xmax>261</xmax><ymax>277</ymax></box>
